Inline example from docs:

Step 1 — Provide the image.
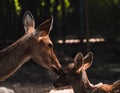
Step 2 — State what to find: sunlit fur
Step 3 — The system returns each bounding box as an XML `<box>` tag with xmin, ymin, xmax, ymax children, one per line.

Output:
<box><xmin>54</xmin><ymin>52</ymin><xmax>120</xmax><ymax>93</ymax></box>
<box><xmin>0</xmin><ymin>87</ymin><xmax>14</xmax><ymax>93</ymax></box>
<box><xmin>49</xmin><ymin>88</ymin><xmax>73</xmax><ymax>93</ymax></box>
<box><xmin>0</xmin><ymin>11</ymin><xmax>62</xmax><ymax>81</ymax></box>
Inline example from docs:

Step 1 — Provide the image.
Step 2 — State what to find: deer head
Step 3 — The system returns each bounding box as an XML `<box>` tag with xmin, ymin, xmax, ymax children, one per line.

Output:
<box><xmin>23</xmin><ymin>11</ymin><xmax>63</xmax><ymax>74</ymax></box>
<box><xmin>53</xmin><ymin>52</ymin><xmax>120</xmax><ymax>93</ymax></box>
<box><xmin>53</xmin><ymin>52</ymin><xmax>93</xmax><ymax>88</ymax></box>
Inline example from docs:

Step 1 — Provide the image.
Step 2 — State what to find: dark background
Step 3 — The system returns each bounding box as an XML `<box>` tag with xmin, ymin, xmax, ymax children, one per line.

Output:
<box><xmin>0</xmin><ymin>0</ymin><xmax>120</xmax><ymax>91</ymax></box>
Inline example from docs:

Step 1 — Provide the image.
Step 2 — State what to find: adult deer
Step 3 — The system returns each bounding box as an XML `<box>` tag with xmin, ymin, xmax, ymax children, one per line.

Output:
<box><xmin>0</xmin><ymin>11</ymin><xmax>63</xmax><ymax>81</ymax></box>
<box><xmin>54</xmin><ymin>52</ymin><xmax>120</xmax><ymax>93</ymax></box>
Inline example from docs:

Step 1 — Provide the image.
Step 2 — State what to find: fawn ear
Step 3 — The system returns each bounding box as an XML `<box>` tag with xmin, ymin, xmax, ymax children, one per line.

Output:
<box><xmin>83</xmin><ymin>52</ymin><xmax>93</xmax><ymax>70</ymax></box>
<box><xmin>36</xmin><ymin>16</ymin><xmax>53</xmax><ymax>37</ymax></box>
<box><xmin>74</xmin><ymin>52</ymin><xmax>84</xmax><ymax>73</ymax></box>
<box><xmin>23</xmin><ymin>11</ymin><xmax>35</xmax><ymax>33</ymax></box>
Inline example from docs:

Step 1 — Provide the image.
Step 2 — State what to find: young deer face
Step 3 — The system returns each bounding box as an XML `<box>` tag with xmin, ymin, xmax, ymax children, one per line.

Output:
<box><xmin>23</xmin><ymin>11</ymin><xmax>62</xmax><ymax>73</ymax></box>
<box><xmin>54</xmin><ymin>52</ymin><xmax>93</xmax><ymax>88</ymax></box>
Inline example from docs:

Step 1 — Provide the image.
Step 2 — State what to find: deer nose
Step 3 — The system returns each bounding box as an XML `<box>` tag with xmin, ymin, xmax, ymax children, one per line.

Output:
<box><xmin>51</xmin><ymin>66</ymin><xmax>65</xmax><ymax>76</ymax></box>
<box><xmin>53</xmin><ymin>78</ymin><xmax>70</xmax><ymax>89</ymax></box>
<box><xmin>58</xmin><ymin>68</ymin><xmax>65</xmax><ymax>75</ymax></box>
<box><xmin>53</xmin><ymin>82</ymin><xmax>61</xmax><ymax>88</ymax></box>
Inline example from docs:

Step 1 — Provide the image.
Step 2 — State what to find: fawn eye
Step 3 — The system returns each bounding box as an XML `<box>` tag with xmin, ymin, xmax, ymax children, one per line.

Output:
<box><xmin>48</xmin><ymin>43</ymin><xmax>53</xmax><ymax>48</ymax></box>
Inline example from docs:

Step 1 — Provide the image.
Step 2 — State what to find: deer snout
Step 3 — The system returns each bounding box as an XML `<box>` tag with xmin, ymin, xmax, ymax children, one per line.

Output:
<box><xmin>53</xmin><ymin>79</ymin><xmax>70</xmax><ymax>89</ymax></box>
<box><xmin>51</xmin><ymin>66</ymin><xmax>65</xmax><ymax>76</ymax></box>
<box><xmin>53</xmin><ymin>72</ymin><xmax>70</xmax><ymax>89</ymax></box>
<box><xmin>53</xmin><ymin>82</ymin><xmax>62</xmax><ymax>88</ymax></box>
<box><xmin>53</xmin><ymin>78</ymin><xmax>64</xmax><ymax>88</ymax></box>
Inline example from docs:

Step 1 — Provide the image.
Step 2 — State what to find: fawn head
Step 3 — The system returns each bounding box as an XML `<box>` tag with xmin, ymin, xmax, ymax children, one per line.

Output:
<box><xmin>53</xmin><ymin>52</ymin><xmax>93</xmax><ymax>88</ymax></box>
<box><xmin>22</xmin><ymin>11</ymin><xmax>63</xmax><ymax>74</ymax></box>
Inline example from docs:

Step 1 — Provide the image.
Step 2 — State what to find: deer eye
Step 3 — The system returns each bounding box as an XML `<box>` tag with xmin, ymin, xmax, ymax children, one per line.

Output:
<box><xmin>48</xmin><ymin>43</ymin><xmax>53</xmax><ymax>48</ymax></box>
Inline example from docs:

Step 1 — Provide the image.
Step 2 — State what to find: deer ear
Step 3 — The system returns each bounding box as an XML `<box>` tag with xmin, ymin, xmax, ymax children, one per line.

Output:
<box><xmin>36</xmin><ymin>16</ymin><xmax>53</xmax><ymax>37</ymax></box>
<box><xmin>74</xmin><ymin>52</ymin><xmax>84</xmax><ymax>73</ymax></box>
<box><xmin>23</xmin><ymin>11</ymin><xmax>35</xmax><ymax>33</ymax></box>
<box><xmin>83</xmin><ymin>52</ymin><xmax>93</xmax><ymax>70</ymax></box>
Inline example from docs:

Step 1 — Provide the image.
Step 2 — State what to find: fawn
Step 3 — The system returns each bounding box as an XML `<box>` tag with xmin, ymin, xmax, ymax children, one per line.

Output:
<box><xmin>0</xmin><ymin>11</ymin><xmax>63</xmax><ymax>81</ymax></box>
<box><xmin>54</xmin><ymin>52</ymin><xmax>120</xmax><ymax>93</ymax></box>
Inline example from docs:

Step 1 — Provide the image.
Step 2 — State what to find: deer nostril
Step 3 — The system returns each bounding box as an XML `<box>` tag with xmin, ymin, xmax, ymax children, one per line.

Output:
<box><xmin>57</xmin><ymin>68</ymin><xmax>66</xmax><ymax>76</ymax></box>
<box><xmin>58</xmin><ymin>68</ymin><xmax>65</xmax><ymax>75</ymax></box>
<box><xmin>51</xmin><ymin>66</ymin><xmax>65</xmax><ymax>76</ymax></box>
<box><xmin>53</xmin><ymin>81</ymin><xmax>61</xmax><ymax>88</ymax></box>
<box><xmin>54</xmin><ymin>84</ymin><xmax>59</xmax><ymax>88</ymax></box>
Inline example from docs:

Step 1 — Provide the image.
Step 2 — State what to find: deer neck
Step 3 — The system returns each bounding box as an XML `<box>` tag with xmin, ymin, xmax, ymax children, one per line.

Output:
<box><xmin>68</xmin><ymin>74</ymin><xmax>83</xmax><ymax>93</ymax></box>
<box><xmin>71</xmin><ymin>69</ymin><xmax>94</xmax><ymax>93</ymax></box>
<box><xmin>80</xmin><ymin>69</ymin><xmax>95</xmax><ymax>93</ymax></box>
<box><xmin>0</xmin><ymin>35</ymin><xmax>31</xmax><ymax>81</ymax></box>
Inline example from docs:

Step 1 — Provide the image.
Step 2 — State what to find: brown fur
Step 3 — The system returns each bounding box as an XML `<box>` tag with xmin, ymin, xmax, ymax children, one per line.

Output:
<box><xmin>0</xmin><ymin>11</ymin><xmax>63</xmax><ymax>81</ymax></box>
<box><xmin>54</xmin><ymin>52</ymin><xmax>120</xmax><ymax>93</ymax></box>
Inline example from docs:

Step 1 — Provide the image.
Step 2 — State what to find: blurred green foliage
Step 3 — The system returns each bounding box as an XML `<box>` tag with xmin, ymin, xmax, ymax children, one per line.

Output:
<box><xmin>14</xmin><ymin>0</ymin><xmax>21</xmax><ymax>15</ymax></box>
<box><xmin>0</xmin><ymin>0</ymin><xmax>120</xmax><ymax>41</ymax></box>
